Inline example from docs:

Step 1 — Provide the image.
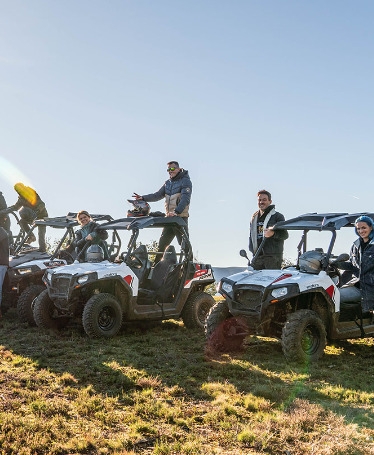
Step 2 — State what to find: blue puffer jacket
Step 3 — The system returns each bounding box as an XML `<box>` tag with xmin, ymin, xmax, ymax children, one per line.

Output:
<box><xmin>142</xmin><ymin>169</ymin><xmax>192</xmax><ymax>217</ymax></box>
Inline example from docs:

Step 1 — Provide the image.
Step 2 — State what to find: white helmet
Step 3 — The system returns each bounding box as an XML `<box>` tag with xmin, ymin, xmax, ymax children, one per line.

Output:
<box><xmin>86</xmin><ymin>244</ymin><xmax>104</xmax><ymax>262</ymax></box>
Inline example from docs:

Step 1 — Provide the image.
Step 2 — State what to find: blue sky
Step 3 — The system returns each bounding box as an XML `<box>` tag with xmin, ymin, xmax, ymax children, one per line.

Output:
<box><xmin>0</xmin><ymin>1</ymin><xmax>373</xmax><ymax>266</ymax></box>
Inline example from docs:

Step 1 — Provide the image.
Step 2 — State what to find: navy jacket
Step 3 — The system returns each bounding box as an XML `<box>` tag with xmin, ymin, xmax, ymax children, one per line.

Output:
<box><xmin>142</xmin><ymin>169</ymin><xmax>192</xmax><ymax>217</ymax></box>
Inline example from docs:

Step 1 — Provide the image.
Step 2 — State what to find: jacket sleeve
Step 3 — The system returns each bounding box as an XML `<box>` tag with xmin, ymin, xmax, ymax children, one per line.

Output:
<box><xmin>174</xmin><ymin>176</ymin><xmax>192</xmax><ymax>214</ymax></box>
<box><xmin>73</xmin><ymin>230</ymin><xmax>85</xmax><ymax>248</ymax></box>
<box><xmin>142</xmin><ymin>185</ymin><xmax>166</xmax><ymax>203</ymax></box>
<box><xmin>0</xmin><ymin>197</ymin><xmax>22</xmax><ymax>214</ymax></box>
<box><xmin>271</xmin><ymin>212</ymin><xmax>289</xmax><ymax>241</ymax></box>
<box><xmin>248</xmin><ymin>222</ymin><xmax>254</xmax><ymax>254</ymax></box>
<box><xmin>91</xmin><ymin>224</ymin><xmax>108</xmax><ymax>242</ymax></box>
<box><xmin>335</xmin><ymin>243</ymin><xmax>359</xmax><ymax>273</ymax></box>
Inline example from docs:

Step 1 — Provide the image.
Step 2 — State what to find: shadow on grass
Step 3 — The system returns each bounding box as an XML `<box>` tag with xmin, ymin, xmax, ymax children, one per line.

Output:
<box><xmin>1</xmin><ymin>308</ymin><xmax>374</xmax><ymax>430</ymax></box>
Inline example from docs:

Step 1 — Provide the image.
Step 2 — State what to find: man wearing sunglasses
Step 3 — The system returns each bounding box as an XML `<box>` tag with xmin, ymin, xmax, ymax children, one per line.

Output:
<box><xmin>133</xmin><ymin>161</ymin><xmax>192</xmax><ymax>263</ymax></box>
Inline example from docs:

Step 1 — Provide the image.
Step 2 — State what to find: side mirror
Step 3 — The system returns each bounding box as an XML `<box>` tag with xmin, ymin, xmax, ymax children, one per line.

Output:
<box><xmin>239</xmin><ymin>249</ymin><xmax>249</xmax><ymax>260</ymax></box>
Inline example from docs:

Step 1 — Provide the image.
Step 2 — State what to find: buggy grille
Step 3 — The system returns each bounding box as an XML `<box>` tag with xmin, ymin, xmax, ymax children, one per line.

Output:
<box><xmin>234</xmin><ymin>289</ymin><xmax>263</xmax><ymax>311</ymax></box>
<box><xmin>50</xmin><ymin>274</ymin><xmax>72</xmax><ymax>298</ymax></box>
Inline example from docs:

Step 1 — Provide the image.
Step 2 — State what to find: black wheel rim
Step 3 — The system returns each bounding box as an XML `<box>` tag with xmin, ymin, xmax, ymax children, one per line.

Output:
<box><xmin>98</xmin><ymin>305</ymin><xmax>116</xmax><ymax>331</ymax></box>
<box><xmin>197</xmin><ymin>302</ymin><xmax>211</xmax><ymax>324</ymax></box>
<box><xmin>301</xmin><ymin>325</ymin><xmax>320</xmax><ymax>355</ymax></box>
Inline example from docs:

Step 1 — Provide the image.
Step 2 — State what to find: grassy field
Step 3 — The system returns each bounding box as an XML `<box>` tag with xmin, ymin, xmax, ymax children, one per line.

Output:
<box><xmin>0</xmin><ymin>307</ymin><xmax>374</xmax><ymax>455</ymax></box>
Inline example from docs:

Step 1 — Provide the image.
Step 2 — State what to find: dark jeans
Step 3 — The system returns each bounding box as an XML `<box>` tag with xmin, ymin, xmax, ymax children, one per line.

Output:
<box><xmin>155</xmin><ymin>217</ymin><xmax>189</xmax><ymax>264</ymax></box>
<box><xmin>19</xmin><ymin>207</ymin><xmax>47</xmax><ymax>252</ymax></box>
<box><xmin>252</xmin><ymin>254</ymin><xmax>283</xmax><ymax>270</ymax></box>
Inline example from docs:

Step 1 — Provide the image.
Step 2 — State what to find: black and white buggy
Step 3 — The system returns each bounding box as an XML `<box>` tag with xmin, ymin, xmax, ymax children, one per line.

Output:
<box><xmin>205</xmin><ymin>212</ymin><xmax>374</xmax><ymax>363</ymax></box>
<box><xmin>33</xmin><ymin>215</ymin><xmax>215</xmax><ymax>337</ymax></box>
<box><xmin>3</xmin><ymin>213</ymin><xmax>116</xmax><ymax>325</ymax></box>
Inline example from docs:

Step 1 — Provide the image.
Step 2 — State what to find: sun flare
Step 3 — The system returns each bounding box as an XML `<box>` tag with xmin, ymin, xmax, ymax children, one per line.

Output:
<box><xmin>0</xmin><ymin>156</ymin><xmax>32</xmax><ymax>188</ymax></box>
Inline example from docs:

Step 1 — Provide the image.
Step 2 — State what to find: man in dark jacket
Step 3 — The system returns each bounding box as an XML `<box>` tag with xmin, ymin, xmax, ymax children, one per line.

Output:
<box><xmin>249</xmin><ymin>189</ymin><xmax>288</xmax><ymax>270</ymax></box>
<box><xmin>0</xmin><ymin>183</ymin><xmax>48</xmax><ymax>252</ymax></box>
<box><xmin>0</xmin><ymin>192</ymin><xmax>12</xmax><ymax>242</ymax></box>
<box><xmin>133</xmin><ymin>161</ymin><xmax>192</xmax><ymax>263</ymax></box>
<box><xmin>0</xmin><ymin>226</ymin><xmax>9</xmax><ymax>319</ymax></box>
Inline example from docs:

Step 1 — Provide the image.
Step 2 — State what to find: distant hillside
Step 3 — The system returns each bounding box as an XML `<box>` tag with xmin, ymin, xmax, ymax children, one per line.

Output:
<box><xmin>212</xmin><ymin>266</ymin><xmax>247</xmax><ymax>283</ymax></box>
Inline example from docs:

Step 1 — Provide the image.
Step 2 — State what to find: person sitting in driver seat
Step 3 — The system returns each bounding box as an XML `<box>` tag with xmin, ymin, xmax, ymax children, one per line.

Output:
<box><xmin>71</xmin><ymin>210</ymin><xmax>109</xmax><ymax>261</ymax></box>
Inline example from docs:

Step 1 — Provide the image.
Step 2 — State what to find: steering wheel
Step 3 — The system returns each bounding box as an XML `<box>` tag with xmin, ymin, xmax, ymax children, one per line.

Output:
<box><xmin>125</xmin><ymin>254</ymin><xmax>143</xmax><ymax>269</ymax></box>
<box><xmin>326</xmin><ymin>262</ymin><xmax>342</xmax><ymax>287</ymax></box>
<box><xmin>58</xmin><ymin>250</ymin><xmax>75</xmax><ymax>264</ymax></box>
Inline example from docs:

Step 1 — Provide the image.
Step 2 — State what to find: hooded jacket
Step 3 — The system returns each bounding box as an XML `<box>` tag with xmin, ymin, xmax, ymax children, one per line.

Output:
<box><xmin>142</xmin><ymin>169</ymin><xmax>192</xmax><ymax>217</ymax></box>
<box><xmin>249</xmin><ymin>205</ymin><xmax>288</xmax><ymax>256</ymax></box>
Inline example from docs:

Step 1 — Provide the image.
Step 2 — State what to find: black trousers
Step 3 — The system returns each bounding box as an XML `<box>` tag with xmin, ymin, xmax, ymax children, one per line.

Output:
<box><xmin>155</xmin><ymin>217</ymin><xmax>189</xmax><ymax>264</ymax></box>
<box><xmin>252</xmin><ymin>254</ymin><xmax>283</xmax><ymax>271</ymax></box>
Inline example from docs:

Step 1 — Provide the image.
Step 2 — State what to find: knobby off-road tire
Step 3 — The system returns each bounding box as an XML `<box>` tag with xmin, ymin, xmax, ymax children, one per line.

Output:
<box><xmin>205</xmin><ymin>300</ymin><xmax>249</xmax><ymax>352</ymax></box>
<box><xmin>17</xmin><ymin>284</ymin><xmax>45</xmax><ymax>326</ymax></box>
<box><xmin>82</xmin><ymin>293</ymin><xmax>123</xmax><ymax>338</ymax></box>
<box><xmin>33</xmin><ymin>289</ymin><xmax>70</xmax><ymax>330</ymax></box>
<box><xmin>281</xmin><ymin>309</ymin><xmax>327</xmax><ymax>363</ymax></box>
<box><xmin>205</xmin><ymin>300</ymin><xmax>231</xmax><ymax>340</ymax></box>
<box><xmin>181</xmin><ymin>291</ymin><xmax>215</xmax><ymax>329</ymax></box>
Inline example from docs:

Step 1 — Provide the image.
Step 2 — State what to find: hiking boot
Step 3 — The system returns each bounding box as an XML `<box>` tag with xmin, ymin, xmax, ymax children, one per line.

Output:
<box><xmin>26</xmin><ymin>233</ymin><xmax>37</xmax><ymax>243</ymax></box>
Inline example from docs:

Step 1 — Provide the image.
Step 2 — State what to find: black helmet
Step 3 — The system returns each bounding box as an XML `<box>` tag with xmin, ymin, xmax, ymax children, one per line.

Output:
<box><xmin>298</xmin><ymin>250</ymin><xmax>324</xmax><ymax>274</ymax></box>
<box><xmin>86</xmin><ymin>244</ymin><xmax>104</xmax><ymax>262</ymax></box>
<box><xmin>127</xmin><ymin>199</ymin><xmax>150</xmax><ymax>217</ymax></box>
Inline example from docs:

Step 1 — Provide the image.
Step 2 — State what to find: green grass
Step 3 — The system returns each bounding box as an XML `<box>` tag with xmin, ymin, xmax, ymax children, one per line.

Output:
<box><xmin>0</xmin><ymin>308</ymin><xmax>374</xmax><ymax>454</ymax></box>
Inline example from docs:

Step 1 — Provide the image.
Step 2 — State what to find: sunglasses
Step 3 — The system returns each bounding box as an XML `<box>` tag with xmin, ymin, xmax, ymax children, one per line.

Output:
<box><xmin>167</xmin><ymin>167</ymin><xmax>177</xmax><ymax>172</ymax></box>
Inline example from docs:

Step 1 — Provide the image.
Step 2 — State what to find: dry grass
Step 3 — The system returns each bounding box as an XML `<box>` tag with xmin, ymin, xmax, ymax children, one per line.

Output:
<box><xmin>0</xmin><ymin>308</ymin><xmax>374</xmax><ymax>454</ymax></box>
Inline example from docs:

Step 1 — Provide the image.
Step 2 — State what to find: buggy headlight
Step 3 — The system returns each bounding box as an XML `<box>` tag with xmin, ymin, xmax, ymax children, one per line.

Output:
<box><xmin>77</xmin><ymin>275</ymin><xmax>89</xmax><ymax>284</ymax></box>
<box><xmin>17</xmin><ymin>267</ymin><xmax>33</xmax><ymax>275</ymax></box>
<box><xmin>271</xmin><ymin>287</ymin><xmax>288</xmax><ymax>299</ymax></box>
<box><xmin>221</xmin><ymin>281</ymin><xmax>233</xmax><ymax>294</ymax></box>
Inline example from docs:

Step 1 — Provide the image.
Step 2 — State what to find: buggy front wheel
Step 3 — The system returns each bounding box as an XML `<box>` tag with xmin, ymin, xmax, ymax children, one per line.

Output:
<box><xmin>17</xmin><ymin>284</ymin><xmax>45</xmax><ymax>326</ymax></box>
<box><xmin>33</xmin><ymin>289</ymin><xmax>70</xmax><ymax>330</ymax></box>
<box><xmin>82</xmin><ymin>293</ymin><xmax>123</xmax><ymax>338</ymax></box>
<box><xmin>281</xmin><ymin>309</ymin><xmax>326</xmax><ymax>363</ymax></box>
<box><xmin>205</xmin><ymin>300</ymin><xmax>249</xmax><ymax>352</ymax></box>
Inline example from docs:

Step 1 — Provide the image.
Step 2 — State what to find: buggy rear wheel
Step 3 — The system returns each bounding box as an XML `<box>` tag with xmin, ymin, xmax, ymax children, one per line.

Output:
<box><xmin>33</xmin><ymin>289</ymin><xmax>70</xmax><ymax>330</ymax></box>
<box><xmin>82</xmin><ymin>293</ymin><xmax>123</xmax><ymax>338</ymax></box>
<box><xmin>17</xmin><ymin>284</ymin><xmax>45</xmax><ymax>326</ymax></box>
<box><xmin>281</xmin><ymin>309</ymin><xmax>326</xmax><ymax>363</ymax></box>
<box><xmin>181</xmin><ymin>291</ymin><xmax>215</xmax><ymax>329</ymax></box>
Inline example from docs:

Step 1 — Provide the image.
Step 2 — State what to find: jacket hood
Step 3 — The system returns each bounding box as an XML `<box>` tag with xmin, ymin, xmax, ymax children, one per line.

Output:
<box><xmin>171</xmin><ymin>169</ymin><xmax>189</xmax><ymax>181</ymax></box>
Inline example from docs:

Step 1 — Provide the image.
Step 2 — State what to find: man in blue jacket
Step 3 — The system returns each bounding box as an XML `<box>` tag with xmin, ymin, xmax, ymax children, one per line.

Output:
<box><xmin>134</xmin><ymin>161</ymin><xmax>192</xmax><ymax>263</ymax></box>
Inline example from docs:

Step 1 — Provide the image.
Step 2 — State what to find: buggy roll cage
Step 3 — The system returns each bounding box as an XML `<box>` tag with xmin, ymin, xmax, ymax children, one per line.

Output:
<box><xmin>13</xmin><ymin>212</ymin><xmax>120</xmax><ymax>260</ymax></box>
<box><xmin>272</xmin><ymin>212</ymin><xmax>374</xmax><ymax>268</ymax></box>
<box><xmin>96</xmin><ymin>216</ymin><xmax>192</xmax><ymax>263</ymax></box>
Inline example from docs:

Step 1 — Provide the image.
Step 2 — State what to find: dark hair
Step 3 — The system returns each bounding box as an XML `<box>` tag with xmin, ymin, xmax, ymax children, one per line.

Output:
<box><xmin>167</xmin><ymin>161</ymin><xmax>179</xmax><ymax>168</ymax></box>
<box><xmin>257</xmin><ymin>189</ymin><xmax>272</xmax><ymax>200</ymax></box>
<box><xmin>355</xmin><ymin>215</ymin><xmax>374</xmax><ymax>240</ymax></box>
